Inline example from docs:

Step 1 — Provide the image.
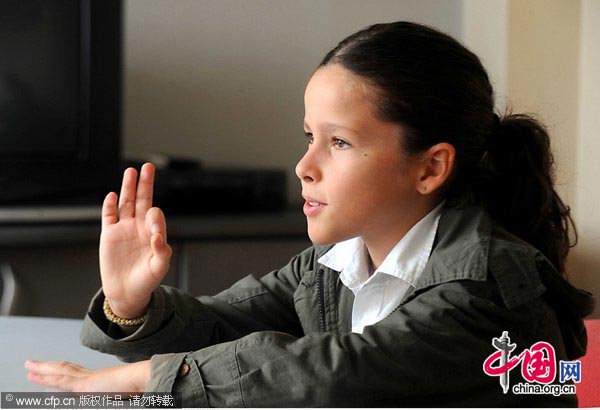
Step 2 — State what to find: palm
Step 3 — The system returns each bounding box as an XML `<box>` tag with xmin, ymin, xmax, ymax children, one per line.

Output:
<box><xmin>101</xmin><ymin>219</ymin><xmax>155</xmax><ymax>301</ymax></box>
<box><xmin>99</xmin><ymin>163</ymin><xmax>171</xmax><ymax>314</ymax></box>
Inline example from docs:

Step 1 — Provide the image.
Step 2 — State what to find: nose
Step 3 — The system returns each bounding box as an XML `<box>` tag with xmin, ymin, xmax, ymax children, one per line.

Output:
<box><xmin>295</xmin><ymin>147</ymin><xmax>320</xmax><ymax>184</ymax></box>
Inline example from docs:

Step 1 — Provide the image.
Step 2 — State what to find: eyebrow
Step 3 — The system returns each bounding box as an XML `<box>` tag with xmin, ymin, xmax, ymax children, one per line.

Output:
<box><xmin>303</xmin><ymin>121</ymin><xmax>359</xmax><ymax>135</ymax></box>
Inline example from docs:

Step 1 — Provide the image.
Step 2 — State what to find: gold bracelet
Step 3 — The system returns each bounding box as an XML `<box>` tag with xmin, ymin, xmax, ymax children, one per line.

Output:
<box><xmin>103</xmin><ymin>298</ymin><xmax>146</xmax><ymax>326</ymax></box>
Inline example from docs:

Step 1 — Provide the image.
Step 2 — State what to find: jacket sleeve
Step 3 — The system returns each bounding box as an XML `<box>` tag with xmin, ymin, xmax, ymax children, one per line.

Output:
<box><xmin>80</xmin><ymin>246</ymin><xmax>319</xmax><ymax>362</ymax></box>
<box><xmin>143</xmin><ymin>279</ymin><xmax>569</xmax><ymax>407</ymax></box>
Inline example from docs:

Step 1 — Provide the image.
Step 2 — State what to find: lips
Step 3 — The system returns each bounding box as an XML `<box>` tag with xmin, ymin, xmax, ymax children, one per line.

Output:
<box><xmin>302</xmin><ymin>195</ymin><xmax>327</xmax><ymax>217</ymax></box>
<box><xmin>302</xmin><ymin>194</ymin><xmax>326</xmax><ymax>205</ymax></box>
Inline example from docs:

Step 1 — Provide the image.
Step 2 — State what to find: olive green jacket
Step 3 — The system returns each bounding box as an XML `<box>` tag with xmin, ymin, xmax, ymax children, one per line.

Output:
<box><xmin>80</xmin><ymin>203</ymin><xmax>595</xmax><ymax>407</ymax></box>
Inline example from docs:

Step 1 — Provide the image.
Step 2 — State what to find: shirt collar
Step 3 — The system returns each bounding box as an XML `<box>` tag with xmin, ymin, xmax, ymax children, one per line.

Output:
<box><xmin>318</xmin><ymin>200</ymin><xmax>445</xmax><ymax>290</ymax></box>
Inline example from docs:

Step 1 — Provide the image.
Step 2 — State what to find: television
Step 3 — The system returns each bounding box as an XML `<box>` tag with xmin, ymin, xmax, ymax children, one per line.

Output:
<box><xmin>0</xmin><ymin>0</ymin><xmax>122</xmax><ymax>208</ymax></box>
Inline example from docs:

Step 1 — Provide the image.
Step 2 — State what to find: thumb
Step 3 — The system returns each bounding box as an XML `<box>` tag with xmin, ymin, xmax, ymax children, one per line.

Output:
<box><xmin>149</xmin><ymin>233</ymin><xmax>172</xmax><ymax>278</ymax></box>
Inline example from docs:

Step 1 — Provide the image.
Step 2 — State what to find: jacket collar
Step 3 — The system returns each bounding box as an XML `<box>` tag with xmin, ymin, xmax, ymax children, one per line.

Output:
<box><xmin>414</xmin><ymin>202</ymin><xmax>492</xmax><ymax>290</ymax></box>
<box><xmin>414</xmin><ymin>201</ymin><xmax>550</xmax><ymax>313</ymax></box>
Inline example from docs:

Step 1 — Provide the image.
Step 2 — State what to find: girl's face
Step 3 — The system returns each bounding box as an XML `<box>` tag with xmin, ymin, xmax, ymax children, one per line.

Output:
<box><xmin>296</xmin><ymin>64</ymin><xmax>423</xmax><ymax>246</ymax></box>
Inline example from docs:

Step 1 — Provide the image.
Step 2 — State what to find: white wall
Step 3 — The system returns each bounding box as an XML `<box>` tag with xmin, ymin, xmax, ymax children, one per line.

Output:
<box><xmin>122</xmin><ymin>0</ymin><xmax>463</xmax><ymax>204</ymax></box>
<box><xmin>461</xmin><ymin>0</ymin><xmax>508</xmax><ymax>110</ymax></box>
<box><xmin>507</xmin><ymin>0</ymin><xmax>581</xmax><ymax>208</ymax></box>
<box><xmin>570</xmin><ymin>0</ymin><xmax>600</xmax><ymax>317</ymax></box>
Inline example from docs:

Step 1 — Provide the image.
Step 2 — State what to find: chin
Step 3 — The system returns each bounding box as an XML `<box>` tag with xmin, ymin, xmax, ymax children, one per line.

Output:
<box><xmin>307</xmin><ymin>224</ymin><xmax>351</xmax><ymax>246</ymax></box>
<box><xmin>308</xmin><ymin>237</ymin><xmax>335</xmax><ymax>246</ymax></box>
<box><xmin>307</xmin><ymin>226</ymin><xmax>331</xmax><ymax>245</ymax></box>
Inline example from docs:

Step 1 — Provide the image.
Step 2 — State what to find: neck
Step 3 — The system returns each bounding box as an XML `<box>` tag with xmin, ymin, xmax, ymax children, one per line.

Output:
<box><xmin>362</xmin><ymin>199</ymin><xmax>440</xmax><ymax>270</ymax></box>
<box><xmin>363</xmin><ymin>234</ymin><xmax>407</xmax><ymax>272</ymax></box>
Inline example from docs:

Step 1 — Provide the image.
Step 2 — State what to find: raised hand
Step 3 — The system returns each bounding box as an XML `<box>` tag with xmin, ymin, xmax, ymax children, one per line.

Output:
<box><xmin>99</xmin><ymin>163</ymin><xmax>172</xmax><ymax>319</ymax></box>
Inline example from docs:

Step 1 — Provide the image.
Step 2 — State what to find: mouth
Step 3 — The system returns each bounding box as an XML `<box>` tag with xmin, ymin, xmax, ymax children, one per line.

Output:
<box><xmin>302</xmin><ymin>195</ymin><xmax>327</xmax><ymax>206</ymax></box>
<box><xmin>302</xmin><ymin>195</ymin><xmax>327</xmax><ymax>216</ymax></box>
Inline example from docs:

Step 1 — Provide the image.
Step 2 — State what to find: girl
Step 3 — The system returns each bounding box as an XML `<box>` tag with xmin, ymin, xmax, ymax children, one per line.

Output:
<box><xmin>26</xmin><ymin>21</ymin><xmax>595</xmax><ymax>407</ymax></box>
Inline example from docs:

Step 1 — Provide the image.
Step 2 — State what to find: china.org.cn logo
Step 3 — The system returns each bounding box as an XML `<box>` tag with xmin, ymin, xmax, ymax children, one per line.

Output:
<box><xmin>482</xmin><ymin>331</ymin><xmax>581</xmax><ymax>396</ymax></box>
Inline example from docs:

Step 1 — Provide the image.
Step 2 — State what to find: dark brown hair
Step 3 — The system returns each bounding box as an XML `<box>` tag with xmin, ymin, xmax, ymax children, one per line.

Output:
<box><xmin>319</xmin><ymin>21</ymin><xmax>576</xmax><ymax>274</ymax></box>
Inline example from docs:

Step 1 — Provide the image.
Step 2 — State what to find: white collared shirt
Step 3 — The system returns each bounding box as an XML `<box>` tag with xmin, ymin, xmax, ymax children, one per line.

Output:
<box><xmin>318</xmin><ymin>201</ymin><xmax>445</xmax><ymax>333</ymax></box>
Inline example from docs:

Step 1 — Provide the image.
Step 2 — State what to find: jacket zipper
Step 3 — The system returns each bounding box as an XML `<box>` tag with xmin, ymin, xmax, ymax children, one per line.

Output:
<box><xmin>316</xmin><ymin>269</ymin><xmax>326</xmax><ymax>332</ymax></box>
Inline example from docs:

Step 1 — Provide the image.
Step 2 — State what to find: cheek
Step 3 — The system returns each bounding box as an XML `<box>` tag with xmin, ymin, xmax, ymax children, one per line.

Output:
<box><xmin>328</xmin><ymin>167</ymin><xmax>383</xmax><ymax>218</ymax></box>
<box><xmin>357</xmin><ymin>159</ymin><xmax>412</xmax><ymax>204</ymax></box>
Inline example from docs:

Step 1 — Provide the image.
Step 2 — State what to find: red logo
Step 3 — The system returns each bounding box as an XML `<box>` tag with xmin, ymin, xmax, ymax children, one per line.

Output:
<box><xmin>483</xmin><ymin>331</ymin><xmax>556</xmax><ymax>393</ymax></box>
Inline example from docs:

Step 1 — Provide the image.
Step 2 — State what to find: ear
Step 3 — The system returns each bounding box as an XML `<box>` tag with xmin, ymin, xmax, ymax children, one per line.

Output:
<box><xmin>414</xmin><ymin>143</ymin><xmax>455</xmax><ymax>195</ymax></box>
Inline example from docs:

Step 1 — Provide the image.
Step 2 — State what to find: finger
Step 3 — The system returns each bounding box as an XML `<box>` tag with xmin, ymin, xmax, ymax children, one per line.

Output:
<box><xmin>118</xmin><ymin>168</ymin><xmax>138</xmax><ymax>219</ymax></box>
<box><xmin>135</xmin><ymin>163</ymin><xmax>155</xmax><ymax>220</ymax></box>
<box><xmin>102</xmin><ymin>192</ymin><xmax>118</xmax><ymax>229</ymax></box>
<box><xmin>145</xmin><ymin>207</ymin><xmax>168</xmax><ymax>244</ymax></box>
<box><xmin>25</xmin><ymin>360</ymin><xmax>86</xmax><ymax>377</ymax></box>
<box><xmin>27</xmin><ymin>372</ymin><xmax>78</xmax><ymax>391</ymax></box>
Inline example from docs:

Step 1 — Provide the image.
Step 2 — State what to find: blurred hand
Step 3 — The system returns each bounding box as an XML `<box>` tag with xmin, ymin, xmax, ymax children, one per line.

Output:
<box><xmin>100</xmin><ymin>163</ymin><xmax>172</xmax><ymax>318</ymax></box>
<box><xmin>25</xmin><ymin>359</ymin><xmax>150</xmax><ymax>392</ymax></box>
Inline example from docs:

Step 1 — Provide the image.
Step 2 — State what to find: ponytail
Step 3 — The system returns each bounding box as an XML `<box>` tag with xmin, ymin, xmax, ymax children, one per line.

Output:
<box><xmin>471</xmin><ymin>112</ymin><xmax>577</xmax><ymax>274</ymax></box>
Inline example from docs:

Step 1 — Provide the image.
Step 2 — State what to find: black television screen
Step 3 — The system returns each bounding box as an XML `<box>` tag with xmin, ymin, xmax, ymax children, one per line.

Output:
<box><xmin>0</xmin><ymin>1</ymin><xmax>80</xmax><ymax>158</ymax></box>
<box><xmin>0</xmin><ymin>0</ymin><xmax>121</xmax><ymax>206</ymax></box>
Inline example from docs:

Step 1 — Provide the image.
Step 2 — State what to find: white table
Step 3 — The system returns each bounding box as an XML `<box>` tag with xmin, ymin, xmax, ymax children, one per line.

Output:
<box><xmin>0</xmin><ymin>316</ymin><xmax>122</xmax><ymax>392</ymax></box>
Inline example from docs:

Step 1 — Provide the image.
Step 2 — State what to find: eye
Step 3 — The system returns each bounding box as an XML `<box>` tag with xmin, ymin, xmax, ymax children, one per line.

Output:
<box><xmin>304</xmin><ymin>132</ymin><xmax>314</xmax><ymax>145</ymax></box>
<box><xmin>333</xmin><ymin>137</ymin><xmax>351</xmax><ymax>150</ymax></box>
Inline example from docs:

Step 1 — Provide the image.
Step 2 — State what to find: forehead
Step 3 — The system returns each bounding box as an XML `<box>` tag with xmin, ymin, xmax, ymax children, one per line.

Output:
<box><xmin>304</xmin><ymin>65</ymin><xmax>378</xmax><ymax>126</ymax></box>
